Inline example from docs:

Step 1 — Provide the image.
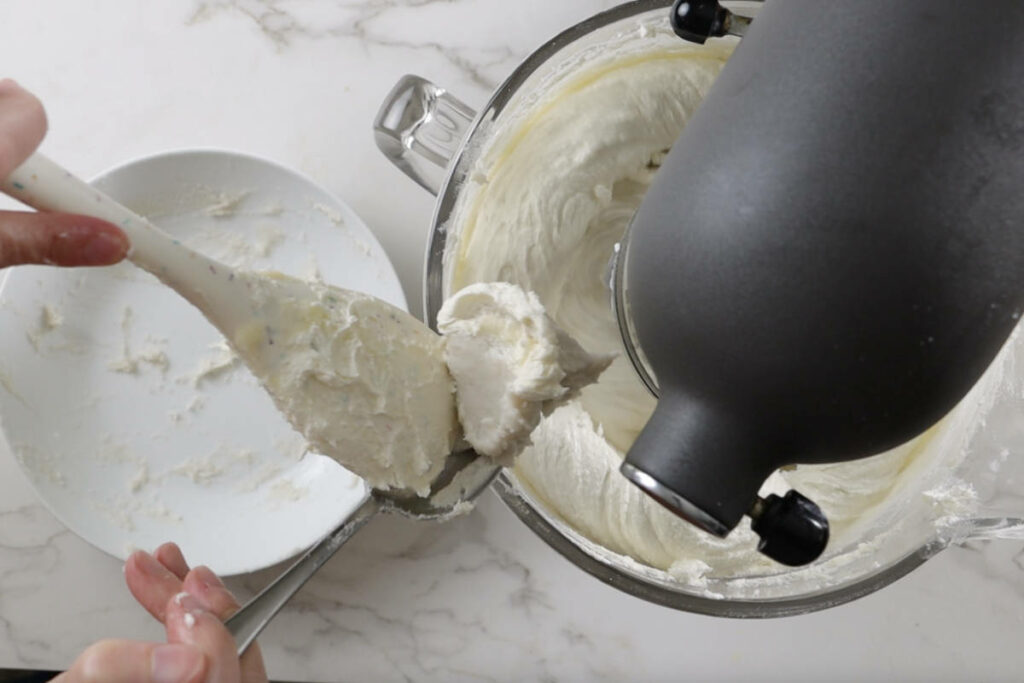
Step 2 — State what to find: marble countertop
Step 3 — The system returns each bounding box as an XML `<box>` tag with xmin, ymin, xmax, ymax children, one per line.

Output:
<box><xmin>1</xmin><ymin>1</ymin><xmax>1022</xmax><ymax>681</ymax></box>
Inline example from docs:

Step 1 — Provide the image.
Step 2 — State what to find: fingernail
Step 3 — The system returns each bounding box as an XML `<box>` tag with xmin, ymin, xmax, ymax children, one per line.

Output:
<box><xmin>173</xmin><ymin>591</ymin><xmax>204</xmax><ymax>613</ymax></box>
<box><xmin>192</xmin><ymin>565</ymin><xmax>225</xmax><ymax>590</ymax></box>
<box><xmin>171</xmin><ymin>592</ymin><xmax>206</xmax><ymax>633</ymax></box>
<box><xmin>151</xmin><ymin>643</ymin><xmax>204</xmax><ymax>683</ymax></box>
<box><xmin>133</xmin><ymin>551</ymin><xmax>164</xmax><ymax>578</ymax></box>
<box><xmin>50</xmin><ymin>227</ymin><xmax>128</xmax><ymax>266</ymax></box>
<box><xmin>78</xmin><ymin>230</ymin><xmax>129</xmax><ymax>265</ymax></box>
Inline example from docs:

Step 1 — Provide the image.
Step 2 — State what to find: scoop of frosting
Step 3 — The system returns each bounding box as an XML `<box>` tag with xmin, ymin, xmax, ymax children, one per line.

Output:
<box><xmin>438</xmin><ymin>282</ymin><xmax>613</xmax><ymax>463</ymax></box>
<box><xmin>231</xmin><ymin>272</ymin><xmax>458</xmax><ymax>496</ymax></box>
<box><xmin>233</xmin><ymin>273</ymin><xmax>607</xmax><ymax>497</ymax></box>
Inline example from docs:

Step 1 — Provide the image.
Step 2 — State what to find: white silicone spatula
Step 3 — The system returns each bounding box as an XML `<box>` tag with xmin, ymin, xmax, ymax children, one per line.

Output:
<box><xmin>1</xmin><ymin>153</ymin><xmax>501</xmax><ymax>653</ymax></box>
<box><xmin>1</xmin><ymin>152</ymin><xmax>463</xmax><ymax>495</ymax></box>
<box><xmin>3</xmin><ymin>153</ymin><xmax>278</xmax><ymax>338</ymax></box>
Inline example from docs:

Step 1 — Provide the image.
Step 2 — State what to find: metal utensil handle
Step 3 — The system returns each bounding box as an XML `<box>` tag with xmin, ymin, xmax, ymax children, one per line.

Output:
<box><xmin>226</xmin><ymin>495</ymin><xmax>382</xmax><ymax>655</ymax></box>
<box><xmin>957</xmin><ymin>517</ymin><xmax>1024</xmax><ymax>542</ymax></box>
<box><xmin>373</xmin><ymin>75</ymin><xmax>477</xmax><ymax>196</ymax></box>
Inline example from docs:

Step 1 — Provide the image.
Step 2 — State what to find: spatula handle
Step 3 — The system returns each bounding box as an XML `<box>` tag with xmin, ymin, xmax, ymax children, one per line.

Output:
<box><xmin>2</xmin><ymin>153</ymin><xmax>251</xmax><ymax>332</ymax></box>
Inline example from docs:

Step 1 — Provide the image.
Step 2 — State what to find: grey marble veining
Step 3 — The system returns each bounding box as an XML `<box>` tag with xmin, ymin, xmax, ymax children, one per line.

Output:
<box><xmin>181</xmin><ymin>0</ymin><xmax>612</xmax><ymax>92</ymax></box>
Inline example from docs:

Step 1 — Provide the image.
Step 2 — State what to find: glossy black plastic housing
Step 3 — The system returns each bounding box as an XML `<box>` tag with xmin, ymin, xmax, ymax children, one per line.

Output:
<box><xmin>670</xmin><ymin>0</ymin><xmax>730</xmax><ymax>43</ymax></box>
<box><xmin>624</xmin><ymin>0</ymin><xmax>1024</xmax><ymax>534</ymax></box>
<box><xmin>751</xmin><ymin>491</ymin><xmax>830</xmax><ymax>566</ymax></box>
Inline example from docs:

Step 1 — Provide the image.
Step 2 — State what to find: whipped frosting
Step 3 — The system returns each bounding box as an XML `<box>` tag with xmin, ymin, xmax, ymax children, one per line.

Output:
<box><xmin>438</xmin><ymin>282</ymin><xmax>612</xmax><ymax>463</ymax></box>
<box><xmin>232</xmin><ymin>273</ymin><xmax>605</xmax><ymax>497</ymax></box>
<box><xmin>231</xmin><ymin>272</ymin><xmax>458</xmax><ymax>496</ymax></box>
<box><xmin>445</xmin><ymin>44</ymin><xmax>974</xmax><ymax>578</ymax></box>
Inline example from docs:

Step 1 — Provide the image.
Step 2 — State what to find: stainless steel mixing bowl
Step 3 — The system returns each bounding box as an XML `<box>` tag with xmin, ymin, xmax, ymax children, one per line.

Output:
<box><xmin>374</xmin><ymin>0</ymin><xmax>1024</xmax><ymax>617</ymax></box>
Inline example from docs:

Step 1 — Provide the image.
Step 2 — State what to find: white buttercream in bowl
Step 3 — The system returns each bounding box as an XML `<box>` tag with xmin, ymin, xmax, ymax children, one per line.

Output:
<box><xmin>443</xmin><ymin>42</ymin><xmax>991</xmax><ymax>584</ymax></box>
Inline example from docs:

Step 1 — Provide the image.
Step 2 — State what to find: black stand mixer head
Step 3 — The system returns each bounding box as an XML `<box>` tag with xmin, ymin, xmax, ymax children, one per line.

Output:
<box><xmin>614</xmin><ymin>0</ymin><xmax>1024</xmax><ymax>566</ymax></box>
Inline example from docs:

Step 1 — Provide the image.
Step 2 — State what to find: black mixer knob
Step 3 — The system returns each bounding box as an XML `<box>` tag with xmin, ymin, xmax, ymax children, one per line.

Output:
<box><xmin>670</xmin><ymin>0</ymin><xmax>731</xmax><ymax>44</ymax></box>
<box><xmin>749</xmin><ymin>490</ymin><xmax>830</xmax><ymax>566</ymax></box>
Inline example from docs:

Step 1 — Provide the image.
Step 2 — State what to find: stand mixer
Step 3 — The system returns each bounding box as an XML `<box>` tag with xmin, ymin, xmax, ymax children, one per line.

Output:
<box><xmin>614</xmin><ymin>0</ymin><xmax>1024</xmax><ymax>565</ymax></box>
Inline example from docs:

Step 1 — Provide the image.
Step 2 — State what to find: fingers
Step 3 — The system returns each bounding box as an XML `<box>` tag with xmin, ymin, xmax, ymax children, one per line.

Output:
<box><xmin>109</xmin><ymin>545</ymin><xmax>268</xmax><ymax>682</ymax></box>
<box><xmin>183</xmin><ymin>566</ymin><xmax>269</xmax><ymax>683</ymax></box>
<box><xmin>167</xmin><ymin>593</ymin><xmax>243</xmax><ymax>683</ymax></box>
<box><xmin>125</xmin><ymin>547</ymin><xmax>269</xmax><ymax>682</ymax></box>
<box><xmin>125</xmin><ymin>550</ymin><xmax>185</xmax><ymax>622</ymax></box>
<box><xmin>0</xmin><ymin>211</ymin><xmax>128</xmax><ymax>268</ymax></box>
<box><xmin>0</xmin><ymin>78</ymin><xmax>46</xmax><ymax>179</ymax></box>
<box><xmin>155</xmin><ymin>542</ymin><xmax>191</xmax><ymax>580</ymax></box>
<box><xmin>0</xmin><ymin>80</ymin><xmax>128</xmax><ymax>270</ymax></box>
<box><xmin>183</xmin><ymin>566</ymin><xmax>240</xmax><ymax>619</ymax></box>
<box><xmin>53</xmin><ymin>639</ymin><xmax>205</xmax><ymax>683</ymax></box>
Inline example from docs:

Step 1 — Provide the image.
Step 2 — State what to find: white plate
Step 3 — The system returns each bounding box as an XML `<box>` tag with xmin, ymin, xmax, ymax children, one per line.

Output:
<box><xmin>0</xmin><ymin>149</ymin><xmax>406</xmax><ymax>575</ymax></box>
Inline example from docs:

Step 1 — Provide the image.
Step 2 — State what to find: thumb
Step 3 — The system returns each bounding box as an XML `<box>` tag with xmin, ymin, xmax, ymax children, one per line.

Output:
<box><xmin>0</xmin><ymin>211</ymin><xmax>129</xmax><ymax>267</ymax></box>
<box><xmin>0</xmin><ymin>78</ymin><xmax>47</xmax><ymax>178</ymax></box>
<box><xmin>53</xmin><ymin>639</ymin><xmax>206</xmax><ymax>683</ymax></box>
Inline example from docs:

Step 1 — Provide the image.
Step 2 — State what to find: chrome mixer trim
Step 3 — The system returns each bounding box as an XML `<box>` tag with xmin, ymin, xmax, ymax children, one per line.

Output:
<box><xmin>620</xmin><ymin>462</ymin><xmax>730</xmax><ymax>537</ymax></box>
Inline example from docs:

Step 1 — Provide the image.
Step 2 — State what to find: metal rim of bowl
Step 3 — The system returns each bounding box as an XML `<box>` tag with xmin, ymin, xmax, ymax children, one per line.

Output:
<box><xmin>422</xmin><ymin>0</ymin><xmax>938</xmax><ymax>617</ymax></box>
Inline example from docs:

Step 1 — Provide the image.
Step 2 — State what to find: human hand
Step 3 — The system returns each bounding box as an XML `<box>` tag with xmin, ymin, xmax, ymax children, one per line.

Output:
<box><xmin>55</xmin><ymin>543</ymin><xmax>269</xmax><ymax>683</ymax></box>
<box><xmin>0</xmin><ymin>78</ymin><xmax>128</xmax><ymax>268</ymax></box>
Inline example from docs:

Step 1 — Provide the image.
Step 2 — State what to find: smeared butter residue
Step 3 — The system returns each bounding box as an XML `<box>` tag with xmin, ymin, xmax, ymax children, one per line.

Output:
<box><xmin>312</xmin><ymin>202</ymin><xmax>345</xmax><ymax>227</ymax></box>
<box><xmin>184</xmin><ymin>340</ymin><xmax>241</xmax><ymax>388</ymax></box>
<box><xmin>129</xmin><ymin>462</ymin><xmax>150</xmax><ymax>493</ymax></box>
<box><xmin>186</xmin><ymin>225</ymin><xmax>286</xmax><ymax>269</ymax></box>
<box><xmin>108</xmin><ymin>307</ymin><xmax>170</xmax><ymax>375</ymax></box>
<box><xmin>204</xmin><ymin>190</ymin><xmax>252</xmax><ymax>217</ymax></box>
<box><xmin>0</xmin><ymin>364</ymin><xmax>28</xmax><ymax>406</ymax></box>
<box><xmin>171</xmin><ymin>453</ymin><xmax>231</xmax><ymax>485</ymax></box>
<box><xmin>26</xmin><ymin>304</ymin><xmax>64</xmax><ymax>350</ymax></box>
<box><xmin>924</xmin><ymin>481</ymin><xmax>979</xmax><ymax>527</ymax></box>
<box><xmin>14</xmin><ymin>443</ymin><xmax>66</xmax><ymax>487</ymax></box>
<box><xmin>268</xmin><ymin>479</ymin><xmax>309</xmax><ymax>503</ymax></box>
<box><xmin>91</xmin><ymin>495</ymin><xmax>184</xmax><ymax>531</ymax></box>
<box><xmin>41</xmin><ymin>304</ymin><xmax>63</xmax><ymax>331</ymax></box>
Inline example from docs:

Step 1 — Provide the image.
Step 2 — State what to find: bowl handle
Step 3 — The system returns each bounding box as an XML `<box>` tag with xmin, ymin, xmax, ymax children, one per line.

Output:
<box><xmin>374</xmin><ymin>75</ymin><xmax>477</xmax><ymax>196</ymax></box>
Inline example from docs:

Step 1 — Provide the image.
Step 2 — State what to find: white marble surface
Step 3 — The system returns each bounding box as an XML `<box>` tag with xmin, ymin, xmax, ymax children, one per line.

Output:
<box><xmin>1</xmin><ymin>1</ymin><xmax>1023</xmax><ymax>681</ymax></box>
